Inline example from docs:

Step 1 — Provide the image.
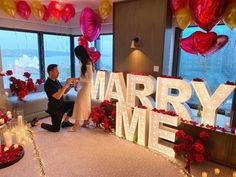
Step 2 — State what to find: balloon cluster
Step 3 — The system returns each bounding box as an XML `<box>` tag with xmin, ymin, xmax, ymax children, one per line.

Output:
<box><xmin>171</xmin><ymin>0</ymin><xmax>236</xmax><ymax>31</ymax></box>
<box><xmin>0</xmin><ymin>0</ymin><xmax>76</xmax><ymax>23</ymax></box>
<box><xmin>77</xmin><ymin>0</ymin><xmax>112</xmax><ymax>64</ymax></box>
<box><xmin>180</xmin><ymin>31</ymin><xmax>228</xmax><ymax>56</ymax></box>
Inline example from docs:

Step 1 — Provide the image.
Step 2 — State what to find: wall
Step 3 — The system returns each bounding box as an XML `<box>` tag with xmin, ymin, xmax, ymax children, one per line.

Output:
<box><xmin>113</xmin><ymin>0</ymin><xmax>173</xmax><ymax>77</ymax></box>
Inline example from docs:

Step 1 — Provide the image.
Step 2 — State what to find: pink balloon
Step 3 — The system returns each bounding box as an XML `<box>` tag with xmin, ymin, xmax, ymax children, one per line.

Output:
<box><xmin>62</xmin><ymin>4</ymin><xmax>75</xmax><ymax>23</ymax></box>
<box><xmin>87</xmin><ymin>47</ymin><xmax>101</xmax><ymax>64</ymax></box>
<box><xmin>180</xmin><ymin>34</ymin><xmax>198</xmax><ymax>55</ymax></box>
<box><xmin>80</xmin><ymin>8</ymin><xmax>101</xmax><ymax>42</ymax></box>
<box><xmin>206</xmin><ymin>35</ymin><xmax>228</xmax><ymax>55</ymax></box>
<box><xmin>16</xmin><ymin>1</ymin><xmax>31</xmax><ymax>20</ymax></box>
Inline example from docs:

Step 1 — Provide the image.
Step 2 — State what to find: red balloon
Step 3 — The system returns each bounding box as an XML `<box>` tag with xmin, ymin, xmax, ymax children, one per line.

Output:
<box><xmin>48</xmin><ymin>1</ymin><xmax>62</xmax><ymax>19</ymax></box>
<box><xmin>206</xmin><ymin>35</ymin><xmax>228</xmax><ymax>55</ymax></box>
<box><xmin>62</xmin><ymin>4</ymin><xmax>75</xmax><ymax>23</ymax></box>
<box><xmin>16</xmin><ymin>1</ymin><xmax>31</xmax><ymax>20</ymax></box>
<box><xmin>193</xmin><ymin>31</ymin><xmax>217</xmax><ymax>56</ymax></box>
<box><xmin>78</xmin><ymin>36</ymin><xmax>88</xmax><ymax>49</ymax></box>
<box><xmin>87</xmin><ymin>47</ymin><xmax>101</xmax><ymax>64</ymax></box>
<box><xmin>80</xmin><ymin>8</ymin><xmax>101</xmax><ymax>42</ymax></box>
<box><xmin>189</xmin><ymin>0</ymin><xmax>227</xmax><ymax>31</ymax></box>
<box><xmin>180</xmin><ymin>34</ymin><xmax>198</xmax><ymax>55</ymax></box>
<box><xmin>170</xmin><ymin>0</ymin><xmax>187</xmax><ymax>14</ymax></box>
<box><xmin>43</xmin><ymin>5</ymin><xmax>50</xmax><ymax>22</ymax></box>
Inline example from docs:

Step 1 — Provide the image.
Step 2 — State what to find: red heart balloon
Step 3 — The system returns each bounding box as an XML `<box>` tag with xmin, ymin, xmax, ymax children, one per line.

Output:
<box><xmin>43</xmin><ymin>5</ymin><xmax>50</xmax><ymax>22</ymax></box>
<box><xmin>48</xmin><ymin>1</ymin><xmax>62</xmax><ymax>19</ymax></box>
<box><xmin>180</xmin><ymin>34</ymin><xmax>198</xmax><ymax>55</ymax></box>
<box><xmin>87</xmin><ymin>47</ymin><xmax>101</xmax><ymax>64</ymax></box>
<box><xmin>16</xmin><ymin>1</ymin><xmax>31</xmax><ymax>20</ymax></box>
<box><xmin>170</xmin><ymin>0</ymin><xmax>187</xmax><ymax>14</ymax></box>
<box><xmin>189</xmin><ymin>0</ymin><xmax>227</xmax><ymax>31</ymax></box>
<box><xmin>193</xmin><ymin>31</ymin><xmax>217</xmax><ymax>56</ymax></box>
<box><xmin>62</xmin><ymin>4</ymin><xmax>75</xmax><ymax>23</ymax></box>
<box><xmin>78</xmin><ymin>36</ymin><xmax>88</xmax><ymax>49</ymax></box>
<box><xmin>206</xmin><ymin>35</ymin><xmax>228</xmax><ymax>55</ymax></box>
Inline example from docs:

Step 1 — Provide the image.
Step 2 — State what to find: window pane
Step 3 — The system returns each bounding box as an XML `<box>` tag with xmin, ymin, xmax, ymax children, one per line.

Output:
<box><xmin>74</xmin><ymin>36</ymin><xmax>95</xmax><ymax>78</ymax></box>
<box><xmin>0</xmin><ymin>30</ymin><xmax>40</xmax><ymax>88</ymax></box>
<box><xmin>178</xmin><ymin>25</ymin><xmax>236</xmax><ymax>126</ymax></box>
<box><xmin>44</xmin><ymin>34</ymin><xmax>71</xmax><ymax>81</ymax></box>
<box><xmin>96</xmin><ymin>35</ymin><xmax>113</xmax><ymax>72</ymax></box>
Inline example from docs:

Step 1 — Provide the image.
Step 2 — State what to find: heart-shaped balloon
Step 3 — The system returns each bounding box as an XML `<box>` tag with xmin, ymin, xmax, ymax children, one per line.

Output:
<box><xmin>189</xmin><ymin>0</ymin><xmax>227</xmax><ymax>31</ymax></box>
<box><xmin>42</xmin><ymin>5</ymin><xmax>50</xmax><ymax>22</ymax></box>
<box><xmin>16</xmin><ymin>1</ymin><xmax>31</xmax><ymax>20</ymax></box>
<box><xmin>193</xmin><ymin>31</ymin><xmax>217</xmax><ymax>56</ymax></box>
<box><xmin>206</xmin><ymin>35</ymin><xmax>228</xmax><ymax>55</ymax></box>
<box><xmin>80</xmin><ymin>8</ymin><xmax>101</xmax><ymax>42</ymax></box>
<box><xmin>78</xmin><ymin>36</ymin><xmax>88</xmax><ymax>49</ymax></box>
<box><xmin>48</xmin><ymin>1</ymin><xmax>62</xmax><ymax>19</ymax></box>
<box><xmin>170</xmin><ymin>0</ymin><xmax>187</xmax><ymax>15</ymax></box>
<box><xmin>180</xmin><ymin>34</ymin><xmax>198</xmax><ymax>55</ymax></box>
<box><xmin>87</xmin><ymin>47</ymin><xmax>101</xmax><ymax>64</ymax></box>
<box><xmin>62</xmin><ymin>4</ymin><xmax>75</xmax><ymax>23</ymax></box>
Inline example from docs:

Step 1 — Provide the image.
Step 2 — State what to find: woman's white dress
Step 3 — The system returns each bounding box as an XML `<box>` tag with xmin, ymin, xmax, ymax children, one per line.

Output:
<box><xmin>72</xmin><ymin>64</ymin><xmax>93</xmax><ymax>121</ymax></box>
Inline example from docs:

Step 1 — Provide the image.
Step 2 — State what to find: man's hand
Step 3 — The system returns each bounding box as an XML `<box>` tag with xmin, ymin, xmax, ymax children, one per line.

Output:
<box><xmin>65</xmin><ymin>78</ymin><xmax>73</xmax><ymax>88</ymax></box>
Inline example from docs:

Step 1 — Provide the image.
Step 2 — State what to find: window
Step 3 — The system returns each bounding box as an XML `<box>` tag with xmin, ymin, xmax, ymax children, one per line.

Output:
<box><xmin>177</xmin><ymin>25</ymin><xmax>236</xmax><ymax>126</ymax></box>
<box><xmin>74</xmin><ymin>36</ymin><xmax>95</xmax><ymax>77</ymax></box>
<box><xmin>0</xmin><ymin>30</ymin><xmax>40</xmax><ymax>89</ymax></box>
<box><xmin>96</xmin><ymin>35</ymin><xmax>113</xmax><ymax>72</ymax></box>
<box><xmin>44</xmin><ymin>34</ymin><xmax>71</xmax><ymax>81</ymax></box>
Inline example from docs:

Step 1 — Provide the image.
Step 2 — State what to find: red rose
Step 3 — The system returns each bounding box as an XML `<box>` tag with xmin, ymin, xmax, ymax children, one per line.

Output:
<box><xmin>36</xmin><ymin>79</ymin><xmax>43</xmax><ymax>85</ymax></box>
<box><xmin>102</xmin><ymin>100</ymin><xmax>111</xmax><ymax>106</ymax></box>
<box><xmin>195</xmin><ymin>153</ymin><xmax>205</xmax><ymax>163</ymax></box>
<box><xmin>5</xmin><ymin>70</ymin><xmax>13</xmax><ymax>76</ymax></box>
<box><xmin>173</xmin><ymin>143</ymin><xmax>186</xmax><ymax>154</ymax></box>
<box><xmin>9</xmin><ymin>77</ymin><xmax>16</xmax><ymax>82</ymax></box>
<box><xmin>199</xmin><ymin>131</ymin><xmax>209</xmax><ymax>141</ymax></box>
<box><xmin>103</xmin><ymin>122</ymin><xmax>110</xmax><ymax>129</ymax></box>
<box><xmin>193</xmin><ymin>142</ymin><xmax>205</xmax><ymax>153</ymax></box>
<box><xmin>111</xmin><ymin>111</ymin><xmax>116</xmax><ymax>117</ymax></box>
<box><xmin>10</xmin><ymin>84</ymin><xmax>16</xmax><ymax>93</ymax></box>
<box><xmin>184</xmin><ymin>135</ymin><xmax>194</xmax><ymax>144</ymax></box>
<box><xmin>23</xmin><ymin>72</ymin><xmax>31</xmax><ymax>78</ymax></box>
<box><xmin>176</xmin><ymin>130</ymin><xmax>185</xmax><ymax>139</ymax></box>
<box><xmin>17</xmin><ymin>90</ymin><xmax>28</xmax><ymax>100</ymax></box>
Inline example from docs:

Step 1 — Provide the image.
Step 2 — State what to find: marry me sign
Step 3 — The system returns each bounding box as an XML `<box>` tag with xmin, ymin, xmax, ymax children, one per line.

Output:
<box><xmin>91</xmin><ymin>71</ymin><xmax>236</xmax><ymax>157</ymax></box>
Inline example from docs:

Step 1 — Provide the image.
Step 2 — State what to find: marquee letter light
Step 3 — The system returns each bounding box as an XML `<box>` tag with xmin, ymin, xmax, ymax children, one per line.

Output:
<box><xmin>192</xmin><ymin>81</ymin><xmax>236</xmax><ymax>125</ymax></box>
<box><xmin>127</xmin><ymin>74</ymin><xmax>156</xmax><ymax>108</ymax></box>
<box><xmin>156</xmin><ymin>77</ymin><xmax>192</xmax><ymax>120</ymax></box>
<box><xmin>105</xmin><ymin>72</ymin><xmax>126</xmax><ymax>102</ymax></box>
<box><xmin>148</xmin><ymin>110</ymin><xmax>180</xmax><ymax>158</ymax></box>
<box><xmin>91</xmin><ymin>70</ymin><xmax>108</xmax><ymax>101</ymax></box>
<box><xmin>116</xmin><ymin>102</ymin><xmax>149</xmax><ymax>146</ymax></box>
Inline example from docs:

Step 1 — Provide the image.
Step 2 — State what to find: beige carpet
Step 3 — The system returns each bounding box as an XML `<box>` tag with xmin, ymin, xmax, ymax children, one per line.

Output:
<box><xmin>1</xmin><ymin>118</ymin><xmax>235</xmax><ymax>177</ymax></box>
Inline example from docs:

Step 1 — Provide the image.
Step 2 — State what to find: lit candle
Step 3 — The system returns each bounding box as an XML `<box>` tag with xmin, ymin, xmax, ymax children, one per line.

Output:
<box><xmin>15</xmin><ymin>131</ymin><xmax>22</xmax><ymax>144</ymax></box>
<box><xmin>17</xmin><ymin>115</ymin><xmax>24</xmax><ymax>128</ymax></box>
<box><xmin>202</xmin><ymin>172</ymin><xmax>208</xmax><ymax>177</ymax></box>
<box><xmin>0</xmin><ymin>118</ymin><xmax>4</xmax><ymax>125</ymax></box>
<box><xmin>7</xmin><ymin>113</ymin><xmax>12</xmax><ymax>119</ymax></box>
<box><xmin>3</xmin><ymin>131</ymin><xmax>12</xmax><ymax>147</ymax></box>
<box><xmin>233</xmin><ymin>171</ymin><xmax>236</xmax><ymax>177</ymax></box>
<box><xmin>214</xmin><ymin>168</ymin><xmax>220</xmax><ymax>175</ymax></box>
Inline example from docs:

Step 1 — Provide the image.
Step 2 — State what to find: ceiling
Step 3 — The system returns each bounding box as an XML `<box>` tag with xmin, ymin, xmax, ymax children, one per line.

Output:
<box><xmin>28</xmin><ymin>0</ymin><xmax>124</xmax><ymax>12</ymax></box>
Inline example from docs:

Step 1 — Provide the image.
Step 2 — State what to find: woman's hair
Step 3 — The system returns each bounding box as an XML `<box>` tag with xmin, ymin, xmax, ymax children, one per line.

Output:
<box><xmin>74</xmin><ymin>45</ymin><xmax>90</xmax><ymax>76</ymax></box>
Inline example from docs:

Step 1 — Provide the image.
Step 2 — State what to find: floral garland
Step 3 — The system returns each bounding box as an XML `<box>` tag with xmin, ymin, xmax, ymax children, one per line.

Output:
<box><xmin>0</xmin><ymin>70</ymin><xmax>43</xmax><ymax>101</ymax></box>
<box><xmin>160</xmin><ymin>75</ymin><xmax>183</xmax><ymax>80</ymax></box>
<box><xmin>89</xmin><ymin>100</ymin><xmax>116</xmax><ymax>132</ymax></box>
<box><xmin>152</xmin><ymin>108</ymin><xmax>178</xmax><ymax>116</ymax></box>
<box><xmin>173</xmin><ymin>130</ymin><xmax>211</xmax><ymax>174</ymax></box>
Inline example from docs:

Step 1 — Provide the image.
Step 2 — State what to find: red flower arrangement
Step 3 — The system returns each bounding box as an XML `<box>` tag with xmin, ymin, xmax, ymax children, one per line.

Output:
<box><xmin>89</xmin><ymin>100</ymin><xmax>116</xmax><ymax>132</ymax></box>
<box><xmin>1</xmin><ymin>70</ymin><xmax>43</xmax><ymax>101</ymax></box>
<box><xmin>225</xmin><ymin>80</ymin><xmax>236</xmax><ymax>85</ymax></box>
<box><xmin>173</xmin><ymin>130</ymin><xmax>211</xmax><ymax>174</ymax></box>
<box><xmin>152</xmin><ymin>108</ymin><xmax>178</xmax><ymax>116</ymax></box>
<box><xmin>129</xmin><ymin>72</ymin><xmax>149</xmax><ymax>76</ymax></box>
<box><xmin>193</xmin><ymin>78</ymin><xmax>204</xmax><ymax>82</ymax></box>
<box><xmin>0</xmin><ymin>111</ymin><xmax>11</xmax><ymax>126</ymax></box>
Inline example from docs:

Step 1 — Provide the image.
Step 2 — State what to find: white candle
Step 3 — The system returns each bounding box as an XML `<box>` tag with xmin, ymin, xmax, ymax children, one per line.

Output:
<box><xmin>15</xmin><ymin>131</ymin><xmax>22</xmax><ymax>144</ymax></box>
<box><xmin>17</xmin><ymin>115</ymin><xmax>24</xmax><ymax>128</ymax></box>
<box><xmin>7</xmin><ymin>113</ymin><xmax>12</xmax><ymax>119</ymax></box>
<box><xmin>202</xmin><ymin>172</ymin><xmax>208</xmax><ymax>177</ymax></box>
<box><xmin>3</xmin><ymin>132</ymin><xmax>12</xmax><ymax>147</ymax></box>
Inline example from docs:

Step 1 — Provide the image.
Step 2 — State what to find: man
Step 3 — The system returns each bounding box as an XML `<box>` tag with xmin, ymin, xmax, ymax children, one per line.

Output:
<box><xmin>31</xmin><ymin>64</ymin><xmax>76</xmax><ymax>132</ymax></box>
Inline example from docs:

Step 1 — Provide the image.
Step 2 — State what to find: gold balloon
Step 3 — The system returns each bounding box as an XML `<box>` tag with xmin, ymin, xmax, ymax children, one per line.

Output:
<box><xmin>99</xmin><ymin>0</ymin><xmax>112</xmax><ymax>20</ymax></box>
<box><xmin>0</xmin><ymin>0</ymin><xmax>16</xmax><ymax>17</ymax></box>
<box><xmin>31</xmin><ymin>0</ymin><xmax>45</xmax><ymax>20</ymax></box>
<box><xmin>223</xmin><ymin>3</ymin><xmax>236</xmax><ymax>29</ymax></box>
<box><xmin>175</xmin><ymin>7</ymin><xmax>192</xmax><ymax>30</ymax></box>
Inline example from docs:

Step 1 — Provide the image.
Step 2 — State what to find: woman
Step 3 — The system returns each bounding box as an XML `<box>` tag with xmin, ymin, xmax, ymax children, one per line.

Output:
<box><xmin>69</xmin><ymin>45</ymin><xmax>94</xmax><ymax>132</ymax></box>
